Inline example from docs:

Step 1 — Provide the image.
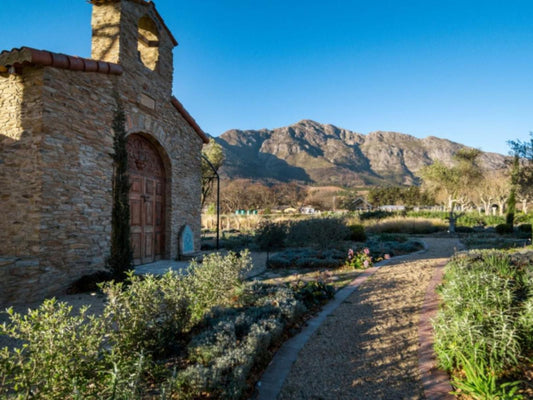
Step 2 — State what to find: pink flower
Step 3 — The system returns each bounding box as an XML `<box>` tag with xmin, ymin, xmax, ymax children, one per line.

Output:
<box><xmin>363</xmin><ymin>260</ymin><xmax>369</xmax><ymax>268</ymax></box>
<box><xmin>363</xmin><ymin>248</ymin><xmax>370</xmax><ymax>255</ymax></box>
<box><xmin>348</xmin><ymin>249</ymin><xmax>354</xmax><ymax>259</ymax></box>
<box><xmin>384</xmin><ymin>254</ymin><xmax>391</xmax><ymax>260</ymax></box>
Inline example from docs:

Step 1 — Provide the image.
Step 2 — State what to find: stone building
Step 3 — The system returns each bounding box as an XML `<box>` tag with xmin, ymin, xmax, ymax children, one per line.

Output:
<box><xmin>0</xmin><ymin>0</ymin><xmax>209</xmax><ymax>304</ymax></box>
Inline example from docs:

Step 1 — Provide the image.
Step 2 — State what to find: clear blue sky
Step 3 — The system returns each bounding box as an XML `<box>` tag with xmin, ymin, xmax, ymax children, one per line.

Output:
<box><xmin>1</xmin><ymin>0</ymin><xmax>532</xmax><ymax>154</ymax></box>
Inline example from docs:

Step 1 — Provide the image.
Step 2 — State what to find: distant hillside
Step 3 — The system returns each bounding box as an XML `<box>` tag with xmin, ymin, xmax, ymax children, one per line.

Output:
<box><xmin>214</xmin><ymin>120</ymin><xmax>507</xmax><ymax>187</ymax></box>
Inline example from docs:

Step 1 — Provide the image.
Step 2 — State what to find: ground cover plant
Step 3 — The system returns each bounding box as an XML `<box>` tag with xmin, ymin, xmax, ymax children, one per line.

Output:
<box><xmin>0</xmin><ymin>251</ymin><xmax>335</xmax><ymax>399</ymax></box>
<box><xmin>433</xmin><ymin>250</ymin><xmax>533</xmax><ymax>398</ymax></box>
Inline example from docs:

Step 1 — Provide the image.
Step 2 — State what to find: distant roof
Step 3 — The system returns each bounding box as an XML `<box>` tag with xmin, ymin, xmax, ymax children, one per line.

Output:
<box><xmin>0</xmin><ymin>47</ymin><xmax>123</xmax><ymax>75</ymax></box>
<box><xmin>89</xmin><ymin>0</ymin><xmax>178</xmax><ymax>46</ymax></box>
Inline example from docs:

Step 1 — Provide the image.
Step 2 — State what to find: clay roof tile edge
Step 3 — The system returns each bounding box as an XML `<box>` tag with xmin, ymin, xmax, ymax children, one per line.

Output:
<box><xmin>171</xmin><ymin>96</ymin><xmax>209</xmax><ymax>144</ymax></box>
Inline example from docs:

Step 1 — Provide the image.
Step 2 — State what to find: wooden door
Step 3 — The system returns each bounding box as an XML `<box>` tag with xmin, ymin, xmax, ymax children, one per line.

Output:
<box><xmin>126</xmin><ymin>134</ymin><xmax>166</xmax><ymax>265</ymax></box>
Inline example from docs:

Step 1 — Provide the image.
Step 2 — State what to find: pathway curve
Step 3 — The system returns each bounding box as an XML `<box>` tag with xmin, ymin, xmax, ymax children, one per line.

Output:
<box><xmin>260</xmin><ymin>237</ymin><xmax>462</xmax><ymax>400</ymax></box>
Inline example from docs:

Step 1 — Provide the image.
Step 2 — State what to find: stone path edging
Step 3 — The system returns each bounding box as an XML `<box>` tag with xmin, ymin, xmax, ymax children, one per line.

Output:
<box><xmin>418</xmin><ymin>261</ymin><xmax>455</xmax><ymax>400</ymax></box>
<box><xmin>255</xmin><ymin>244</ymin><xmax>429</xmax><ymax>400</ymax></box>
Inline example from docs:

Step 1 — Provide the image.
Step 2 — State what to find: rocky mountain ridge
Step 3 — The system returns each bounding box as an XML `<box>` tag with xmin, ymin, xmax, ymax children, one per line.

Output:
<box><xmin>214</xmin><ymin>120</ymin><xmax>507</xmax><ymax>187</ymax></box>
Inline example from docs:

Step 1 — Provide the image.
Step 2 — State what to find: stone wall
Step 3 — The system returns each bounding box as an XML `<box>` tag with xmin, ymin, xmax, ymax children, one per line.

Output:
<box><xmin>38</xmin><ymin>67</ymin><xmax>118</xmax><ymax>290</ymax></box>
<box><xmin>0</xmin><ymin>68</ymin><xmax>43</xmax><ymax>258</ymax></box>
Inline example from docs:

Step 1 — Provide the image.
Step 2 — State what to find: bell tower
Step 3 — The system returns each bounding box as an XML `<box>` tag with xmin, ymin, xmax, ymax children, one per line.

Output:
<box><xmin>90</xmin><ymin>0</ymin><xmax>177</xmax><ymax>90</ymax></box>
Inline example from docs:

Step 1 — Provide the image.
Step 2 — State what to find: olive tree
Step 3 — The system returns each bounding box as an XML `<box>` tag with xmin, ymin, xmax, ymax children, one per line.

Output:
<box><xmin>508</xmin><ymin>133</ymin><xmax>533</xmax><ymax>240</ymax></box>
<box><xmin>418</xmin><ymin>148</ymin><xmax>483</xmax><ymax>232</ymax></box>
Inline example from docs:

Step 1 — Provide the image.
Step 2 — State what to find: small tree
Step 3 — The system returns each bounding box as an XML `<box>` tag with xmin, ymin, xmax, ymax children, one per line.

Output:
<box><xmin>508</xmin><ymin>133</ymin><xmax>533</xmax><ymax>242</ymax></box>
<box><xmin>201</xmin><ymin>139</ymin><xmax>224</xmax><ymax>208</ymax></box>
<box><xmin>418</xmin><ymin>149</ymin><xmax>483</xmax><ymax>233</ymax></box>
<box><xmin>255</xmin><ymin>221</ymin><xmax>287</xmax><ymax>263</ymax></box>
<box><xmin>107</xmin><ymin>103</ymin><xmax>133</xmax><ymax>280</ymax></box>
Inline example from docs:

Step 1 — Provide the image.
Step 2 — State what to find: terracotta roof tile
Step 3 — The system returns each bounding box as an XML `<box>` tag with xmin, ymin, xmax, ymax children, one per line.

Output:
<box><xmin>0</xmin><ymin>47</ymin><xmax>123</xmax><ymax>75</ymax></box>
<box><xmin>171</xmin><ymin>96</ymin><xmax>209</xmax><ymax>144</ymax></box>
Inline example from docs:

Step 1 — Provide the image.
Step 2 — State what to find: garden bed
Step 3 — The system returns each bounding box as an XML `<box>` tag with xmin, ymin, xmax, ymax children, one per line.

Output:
<box><xmin>0</xmin><ymin>251</ymin><xmax>335</xmax><ymax>399</ymax></box>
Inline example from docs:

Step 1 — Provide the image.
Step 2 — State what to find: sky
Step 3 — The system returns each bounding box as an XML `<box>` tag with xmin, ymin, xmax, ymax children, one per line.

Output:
<box><xmin>1</xmin><ymin>0</ymin><xmax>532</xmax><ymax>155</ymax></box>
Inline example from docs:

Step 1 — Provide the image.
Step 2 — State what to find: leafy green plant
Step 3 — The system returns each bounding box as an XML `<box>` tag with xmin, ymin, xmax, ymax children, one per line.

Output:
<box><xmin>451</xmin><ymin>350</ymin><xmax>523</xmax><ymax>400</ymax></box>
<box><xmin>290</xmin><ymin>280</ymin><xmax>335</xmax><ymax>308</ymax></box>
<box><xmin>185</xmin><ymin>250</ymin><xmax>252</xmax><ymax>325</ymax></box>
<box><xmin>101</xmin><ymin>270</ymin><xmax>191</xmax><ymax>359</ymax></box>
<box><xmin>345</xmin><ymin>247</ymin><xmax>373</xmax><ymax>269</ymax></box>
<box><xmin>0</xmin><ymin>299</ymin><xmax>106</xmax><ymax>398</ymax></box>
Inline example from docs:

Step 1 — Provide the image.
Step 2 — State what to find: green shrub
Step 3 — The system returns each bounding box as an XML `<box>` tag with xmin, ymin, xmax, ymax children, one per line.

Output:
<box><xmin>101</xmin><ymin>270</ymin><xmax>191</xmax><ymax>359</ymax></box>
<box><xmin>517</xmin><ymin>223</ymin><xmax>532</xmax><ymax>233</ymax></box>
<box><xmin>285</xmin><ymin>218</ymin><xmax>351</xmax><ymax>248</ymax></box>
<box><xmin>255</xmin><ymin>221</ymin><xmax>287</xmax><ymax>251</ymax></box>
<box><xmin>495</xmin><ymin>223</ymin><xmax>514</xmax><ymax>235</ymax></box>
<box><xmin>185</xmin><ymin>251</ymin><xmax>252</xmax><ymax>325</ymax></box>
<box><xmin>348</xmin><ymin>224</ymin><xmax>367</xmax><ymax>242</ymax></box>
<box><xmin>0</xmin><ymin>299</ymin><xmax>107</xmax><ymax>398</ymax></box>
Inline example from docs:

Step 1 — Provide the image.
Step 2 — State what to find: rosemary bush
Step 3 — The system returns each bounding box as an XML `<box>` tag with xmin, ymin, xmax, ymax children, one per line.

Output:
<box><xmin>433</xmin><ymin>250</ymin><xmax>532</xmax><ymax>398</ymax></box>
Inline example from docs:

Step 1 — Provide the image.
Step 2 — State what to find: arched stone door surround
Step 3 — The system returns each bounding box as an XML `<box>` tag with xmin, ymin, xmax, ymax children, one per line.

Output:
<box><xmin>126</xmin><ymin>133</ymin><xmax>169</xmax><ymax>265</ymax></box>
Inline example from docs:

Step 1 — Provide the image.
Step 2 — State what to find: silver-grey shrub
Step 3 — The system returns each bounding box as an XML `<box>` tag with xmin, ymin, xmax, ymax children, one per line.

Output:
<box><xmin>285</xmin><ymin>218</ymin><xmax>351</xmax><ymax>249</ymax></box>
<box><xmin>171</xmin><ymin>284</ymin><xmax>303</xmax><ymax>399</ymax></box>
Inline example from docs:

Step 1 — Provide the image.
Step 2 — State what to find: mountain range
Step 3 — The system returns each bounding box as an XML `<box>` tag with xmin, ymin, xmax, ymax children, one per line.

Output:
<box><xmin>214</xmin><ymin>120</ymin><xmax>507</xmax><ymax>187</ymax></box>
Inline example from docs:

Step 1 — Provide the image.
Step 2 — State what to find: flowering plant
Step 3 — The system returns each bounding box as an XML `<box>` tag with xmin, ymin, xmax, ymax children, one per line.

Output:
<box><xmin>345</xmin><ymin>247</ymin><xmax>373</xmax><ymax>269</ymax></box>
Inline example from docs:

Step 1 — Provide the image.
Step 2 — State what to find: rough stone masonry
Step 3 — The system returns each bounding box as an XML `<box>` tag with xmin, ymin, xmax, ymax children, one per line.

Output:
<box><xmin>0</xmin><ymin>0</ymin><xmax>209</xmax><ymax>304</ymax></box>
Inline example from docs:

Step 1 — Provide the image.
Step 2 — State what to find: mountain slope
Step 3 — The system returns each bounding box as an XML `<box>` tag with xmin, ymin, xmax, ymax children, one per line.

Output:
<box><xmin>214</xmin><ymin>120</ymin><xmax>507</xmax><ymax>186</ymax></box>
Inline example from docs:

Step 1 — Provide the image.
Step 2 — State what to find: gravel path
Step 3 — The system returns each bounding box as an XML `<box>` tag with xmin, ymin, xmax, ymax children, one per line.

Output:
<box><xmin>278</xmin><ymin>237</ymin><xmax>462</xmax><ymax>400</ymax></box>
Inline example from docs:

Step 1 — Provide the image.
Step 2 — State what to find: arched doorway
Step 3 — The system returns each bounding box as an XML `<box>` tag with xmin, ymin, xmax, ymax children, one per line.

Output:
<box><xmin>126</xmin><ymin>134</ymin><xmax>166</xmax><ymax>265</ymax></box>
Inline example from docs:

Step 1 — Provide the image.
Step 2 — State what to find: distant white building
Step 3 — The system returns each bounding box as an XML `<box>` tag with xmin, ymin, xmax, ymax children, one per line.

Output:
<box><xmin>378</xmin><ymin>205</ymin><xmax>406</xmax><ymax>212</ymax></box>
<box><xmin>300</xmin><ymin>206</ymin><xmax>317</xmax><ymax>214</ymax></box>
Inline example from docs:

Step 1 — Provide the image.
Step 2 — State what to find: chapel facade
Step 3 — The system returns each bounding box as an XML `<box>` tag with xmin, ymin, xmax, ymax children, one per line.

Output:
<box><xmin>0</xmin><ymin>0</ymin><xmax>209</xmax><ymax>303</ymax></box>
